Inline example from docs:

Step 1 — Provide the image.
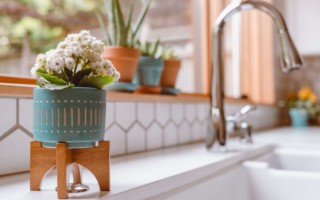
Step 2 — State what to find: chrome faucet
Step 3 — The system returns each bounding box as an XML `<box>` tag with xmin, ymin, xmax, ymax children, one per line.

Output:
<box><xmin>227</xmin><ymin>105</ymin><xmax>256</xmax><ymax>144</ymax></box>
<box><xmin>206</xmin><ymin>1</ymin><xmax>303</xmax><ymax>149</ymax></box>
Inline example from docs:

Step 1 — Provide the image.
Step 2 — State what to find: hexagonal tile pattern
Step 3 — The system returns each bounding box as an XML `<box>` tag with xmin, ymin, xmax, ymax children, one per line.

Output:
<box><xmin>19</xmin><ymin>98</ymin><xmax>33</xmax><ymax>133</ymax></box>
<box><xmin>197</xmin><ymin>103</ymin><xmax>210</xmax><ymax>122</ymax></box>
<box><xmin>185</xmin><ymin>104</ymin><xmax>196</xmax><ymax>123</ymax></box>
<box><xmin>164</xmin><ymin>122</ymin><xmax>178</xmax><ymax>147</ymax></box>
<box><xmin>115</xmin><ymin>102</ymin><xmax>136</xmax><ymax>130</ymax></box>
<box><xmin>155</xmin><ymin>103</ymin><xmax>170</xmax><ymax>126</ymax></box>
<box><xmin>147</xmin><ymin>122</ymin><xmax>162</xmax><ymax>150</ymax></box>
<box><xmin>172</xmin><ymin>103</ymin><xmax>184</xmax><ymax>125</ymax></box>
<box><xmin>105</xmin><ymin>102</ymin><xmax>115</xmax><ymax>129</ymax></box>
<box><xmin>191</xmin><ymin>121</ymin><xmax>203</xmax><ymax>142</ymax></box>
<box><xmin>105</xmin><ymin>124</ymin><xmax>126</xmax><ymax>156</ymax></box>
<box><xmin>0</xmin><ymin>129</ymin><xmax>31</xmax><ymax>175</ymax></box>
<box><xmin>137</xmin><ymin>102</ymin><xmax>154</xmax><ymax>128</ymax></box>
<box><xmin>127</xmin><ymin>123</ymin><xmax>145</xmax><ymax>153</ymax></box>
<box><xmin>0</xmin><ymin>98</ymin><xmax>16</xmax><ymax>137</ymax></box>
<box><xmin>178</xmin><ymin>122</ymin><xmax>191</xmax><ymax>144</ymax></box>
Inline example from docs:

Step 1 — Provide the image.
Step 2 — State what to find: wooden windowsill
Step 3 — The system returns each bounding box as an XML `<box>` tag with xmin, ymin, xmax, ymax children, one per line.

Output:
<box><xmin>0</xmin><ymin>75</ymin><xmax>275</xmax><ymax>106</ymax></box>
<box><xmin>0</xmin><ymin>83</ymin><xmax>209</xmax><ymax>103</ymax></box>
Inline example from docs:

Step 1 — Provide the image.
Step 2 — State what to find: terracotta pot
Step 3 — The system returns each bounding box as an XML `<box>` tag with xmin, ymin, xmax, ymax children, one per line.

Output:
<box><xmin>102</xmin><ymin>46</ymin><xmax>140</xmax><ymax>82</ymax></box>
<box><xmin>160</xmin><ymin>59</ymin><xmax>181</xmax><ymax>87</ymax></box>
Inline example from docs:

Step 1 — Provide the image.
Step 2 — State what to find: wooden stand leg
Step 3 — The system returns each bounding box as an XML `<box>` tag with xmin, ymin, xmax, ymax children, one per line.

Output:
<box><xmin>56</xmin><ymin>143</ymin><xmax>69</xmax><ymax>199</ymax></box>
<box><xmin>74</xmin><ymin>141</ymin><xmax>110</xmax><ymax>191</ymax></box>
<box><xmin>30</xmin><ymin>141</ymin><xmax>55</xmax><ymax>191</ymax></box>
<box><xmin>30</xmin><ymin>140</ymin><xmax>110</xmax><ymax>199</ymax></box>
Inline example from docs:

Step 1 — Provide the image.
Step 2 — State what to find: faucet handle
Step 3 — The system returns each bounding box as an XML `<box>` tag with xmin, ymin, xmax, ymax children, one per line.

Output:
<box><xmin>239</xmin><ymin>122</ymin><xmax>253</xmax><ymax>144</ymax></box>
<box><xmin>235</xmin><ymin>105</ymin><xmax>256</xmax><ymax>120</ymax></box>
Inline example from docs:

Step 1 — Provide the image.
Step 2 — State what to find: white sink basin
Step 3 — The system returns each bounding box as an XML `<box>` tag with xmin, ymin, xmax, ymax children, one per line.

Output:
<box><xmin>239</xmin><ymin>147</ymin><xmax>320</xmax><ymax>200</ymax></box>
<box><xmin>164</xmin><ymin>147</ymin><xmax>320</xmax><ymax>200</ymax></box>
<box><xmin>253</xmin><ymin>147</ymin><xmax>320</xmax><ymax>172</ymax></box>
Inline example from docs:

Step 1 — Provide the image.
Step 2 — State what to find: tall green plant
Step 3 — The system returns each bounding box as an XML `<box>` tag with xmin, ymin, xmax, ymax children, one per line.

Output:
<box><xmin>96</xmin><ymin>0</ymin><xmax>152</xmax><ymax>48</ymax></box>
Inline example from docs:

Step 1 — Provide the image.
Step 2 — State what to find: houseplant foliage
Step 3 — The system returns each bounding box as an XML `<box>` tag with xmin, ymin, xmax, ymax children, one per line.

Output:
<box><xmin>30</xmin><ymin>30</ymin><xmax>120</xmax><ymax>89</ymax></box>
<box><xmin>284</xmin><ymin>87</ymin><xmax>320</xmax><ymax>126</ymax></box>
<box><xmin>96</xmin><ymin>0</ymin><xmax>152</xmax><ymax>48</ymax></box>
<box><xmin>136</xmin><ymin>40</ymin><xmax>163</xmax><ymax>93</ymax></box>
<box><xmin>31</xmin><ymin>30</ymin><xmax>120</xmax><ymax>148</ymax></box>
<box><xmin>97</xmin><ymin>0</ymin><xmax>152</xmax><ymax>83</ymax></box>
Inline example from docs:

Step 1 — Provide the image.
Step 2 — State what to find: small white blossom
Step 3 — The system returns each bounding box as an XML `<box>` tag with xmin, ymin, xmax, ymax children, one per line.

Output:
<box><xmin>49</xmin><ymin>57</ymin><xmax>64</xmax><ymax>72</ymax></box>
<box><xmin>31</xmin><ymin>30</ymin><xmax>120</xmax><ymax>86</ymax></box>
<box><xmin>65</xmin><ymin>58</ymin><xmax>75</xmax><ymax>70</ymax></box>
<box><xmin>36</xmin><ymin>54</ymin><xmax>46</xmax><ymax>65</ymax></box>
<box><xmin>30</xmin><ymin>67</ymin><xmax>38</xmax><ymax>78</ymax></box>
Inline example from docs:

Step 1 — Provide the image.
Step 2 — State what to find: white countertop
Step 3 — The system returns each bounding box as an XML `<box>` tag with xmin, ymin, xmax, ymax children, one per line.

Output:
<box><xmin>1</xmin><ymin>127</ymin><xmax>320</xmax><ymax>200</ymax></box>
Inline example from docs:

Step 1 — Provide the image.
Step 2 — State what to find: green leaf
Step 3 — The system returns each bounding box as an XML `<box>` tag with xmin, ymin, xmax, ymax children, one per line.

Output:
<box><xmin>111</xmin><ymin>0</ymin><xmax>119</xmax><ymax>45</ymax></box>
<box><xmin>151</xmin><ymin>39</ymin><xmax>160</xmax><ymax>57</ymax></box>
<box><xmin>71</xmin><ymin>67</ymin><xmax>93</xmax><ymax>86</ymax></box>
<box><xmin>79</xmin><ymin>74</ymin><xmax>114</xmax><ymax>89</ymax></box>
<box><xmin>38</xmin><ymin>73</ymin><xmax>68</xmax><ymax>85</ymax></box>
<box><xmin>126</xmin><ymin>3</ymin><xmax>134</xmax><ymax>46</ymax></box>
<box><xmin>37</xmin><ymin>78</ymin><xmax>74</xmax><ymax>90</ymax></box>
<box><xmin>36</xmin><ymin>68</ymin><xmax>47</xmax><ymax>74</ymax></box>
<box><xmin>133</xmin><ymin>0</ymin><xmax>152</xmax><ymax>43</ymax></box>
<box><xmin>114</xmin><ymin>0</ymin><xmax>127</xmax><ymax>46</ymax></box>
<box><xmin>95</xmin><ymin>12</ymin><xmax>112</xmax><ymax>45</ymax></box>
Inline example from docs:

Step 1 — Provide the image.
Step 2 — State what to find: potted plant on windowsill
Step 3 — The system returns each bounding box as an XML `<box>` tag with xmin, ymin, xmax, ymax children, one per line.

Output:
<box><xmin>135</xmin><ymin>40</ymin><xmax>164</xmax><ymax>94</ymax></box>
<box><xmin>30</xmin><ymin>30</ymin><xmax>120</xmax><ymax>148</ymax></box>
<box><xmin>96</xmin><ymin>0</ymin><xmax>152</xmax><ymax>90</ymax></box>
<box><xmin>284</xmin><ymin>87</ymin><xmax>320</xmax><ymax>127</ymax></box>
<box><xmin>160</xmin><ymin>47</ymin><xmax>181</xmax><ymax>95</ymax></box>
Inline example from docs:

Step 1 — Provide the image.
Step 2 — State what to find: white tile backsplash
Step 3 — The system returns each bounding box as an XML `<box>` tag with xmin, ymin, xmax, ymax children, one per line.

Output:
<box><xmin>127</xmin><ymin>123</ymin><xmax>145</xmax><ymax>153</ymax></box>
<box><xmin>105</xmin><ymin>124</ymin><xmax>126</xmax><ymax>156</ymax></box>
<box><xmin>19</xmin><ymin>99</ymin><xmax>33</xmax><ymax>133</ymax></box>
<box><xmin>0</xmin><ymin>94</ymin><xmax>280</xmax><ymax>175</ymax></box>
<box><xmin>178</xmin><ymin>122</ymin><xmax>191</xmax><ymax>144</ymax></box>
<box><xmin>191</xmin><ymin>122</ymin><xmax>204</xmax><ymax>142</ymax></box>
<box><xmin>186</xmin><ymin>104</ymin><xmax>196</xmax><ymax>123</ymax></box>
<box><xmin>105</xmin><ymin>102</ymin><xmax>115</xmax><ymax>130</ymax></box>
<box><xmin>0</xmin><ymin>129</ymin><xmax>31</xmax><ymax>175</ymax></box>
<box><xmin>138</xmin><ymin>102</ymin><xmax>154</xmax><ymax>128</ymax></box>
<box><xmin>115</xmin><ymin>102</ymin><xmax>136</xmax><ymax>130</ymax></box>
<box><xmin>147</xmin><ymin>122</ymin><xmax>163</xmax><ymax>150</ymax></box>
<box><xmin>164</xmin><ymin>122</ymin><xmax>178</xmax><ymax>147</ymax></box>
<box><xmin>172</xmin><ymin>104</ymin><xmax>184</xmax><ymax>125</ymax></box>
<box><xmin>0</xmin><ymin>98</ymin><xmax>16</xmax><ymax>138</ymax></box>
<box><xmin>155</xmin><ymin>103</ymin><xmax>170</xmax><ymax>126</ymax></box>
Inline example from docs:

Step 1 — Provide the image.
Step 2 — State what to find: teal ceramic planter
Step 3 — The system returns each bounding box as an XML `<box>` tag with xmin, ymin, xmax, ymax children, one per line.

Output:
<box><xmin>289</xmin><ymin>108</ymin><xmax>308</xmax><ymax>127</ymax></box>
<box><xmin>137</xmin><ymin>56</ymin><xmax>163</xmax><ymax>86</ymax></box>
<box><xmin>33</xmin><ymin>87</ymin><xmax>106</xmax><ymax>148</ymax></box>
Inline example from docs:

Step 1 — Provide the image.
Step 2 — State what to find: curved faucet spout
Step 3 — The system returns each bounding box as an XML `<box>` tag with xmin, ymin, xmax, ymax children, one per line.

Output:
<box><xmin>207</xmin><ymin>1</ymin><xmax>303</xmax><ymax>148</ymax></box>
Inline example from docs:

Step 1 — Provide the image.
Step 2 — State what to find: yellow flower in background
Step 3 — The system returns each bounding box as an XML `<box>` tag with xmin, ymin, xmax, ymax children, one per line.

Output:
<box><xmin>309</xmin><ymin>93</ymin><xmax>317</xmax><ymax>103</ymax></box>
<box><xmin>298</xmin><ymin>87</ymin><xmax>313</xmax><ymax>100</ymax></box>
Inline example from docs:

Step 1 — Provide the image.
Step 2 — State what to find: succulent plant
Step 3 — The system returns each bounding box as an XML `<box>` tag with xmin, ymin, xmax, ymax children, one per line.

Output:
<box><xmin>138</xmin><ymin>39</ymin><xmax>161</xmax><ymax>58</ymax></box>
<box><xmin>96</xmin><ymin>0</ymin><xmax>152</xmax><ymax>48</ymax></box>
<box><xmin>162</xmin><ymin>47</ymin><xmax>176</xmax><ymax>60</ymax></box>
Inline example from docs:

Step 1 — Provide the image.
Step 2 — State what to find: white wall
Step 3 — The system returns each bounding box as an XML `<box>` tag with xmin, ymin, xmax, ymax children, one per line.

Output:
<box><xmin>283</xmin><ymin>0</ymin><xmax>320</xmax><ymax>55</ymax></box>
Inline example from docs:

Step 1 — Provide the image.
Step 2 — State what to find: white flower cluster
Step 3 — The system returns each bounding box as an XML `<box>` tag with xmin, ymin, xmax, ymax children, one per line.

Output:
<box><xmin>31</xmin><ymin>30</ymin><xmax>120</xmax><ymax>81</ymax></box>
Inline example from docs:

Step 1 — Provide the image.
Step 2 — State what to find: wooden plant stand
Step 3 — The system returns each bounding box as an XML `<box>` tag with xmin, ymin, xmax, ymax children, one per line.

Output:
<box><xmin>30</xmin><ymin>141</ymin><xmax>110</xmax><ymax>199</ymax></box>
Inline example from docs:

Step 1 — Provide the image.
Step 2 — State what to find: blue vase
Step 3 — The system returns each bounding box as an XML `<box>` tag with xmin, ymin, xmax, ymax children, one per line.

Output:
<box><xmin>33</xmin><ymin>87</ymin><xmax>106</xmax><ymax>148</ymax></box>
<box><xmin>137</xmin><ymin>56</ymin><xmax>164</xmax><ymax>86</ymax></box>
<box><xmin>289</xmin><ymin>108</ymin><xmax>308</xmax><ymax>127</ymax></box>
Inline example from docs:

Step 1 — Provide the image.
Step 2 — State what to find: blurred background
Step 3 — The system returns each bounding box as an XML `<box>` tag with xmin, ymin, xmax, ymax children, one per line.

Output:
<box><xmin>1</xmin><ymin>0</ymin><xmax>320</xmax><ymax>106</ymax></box>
